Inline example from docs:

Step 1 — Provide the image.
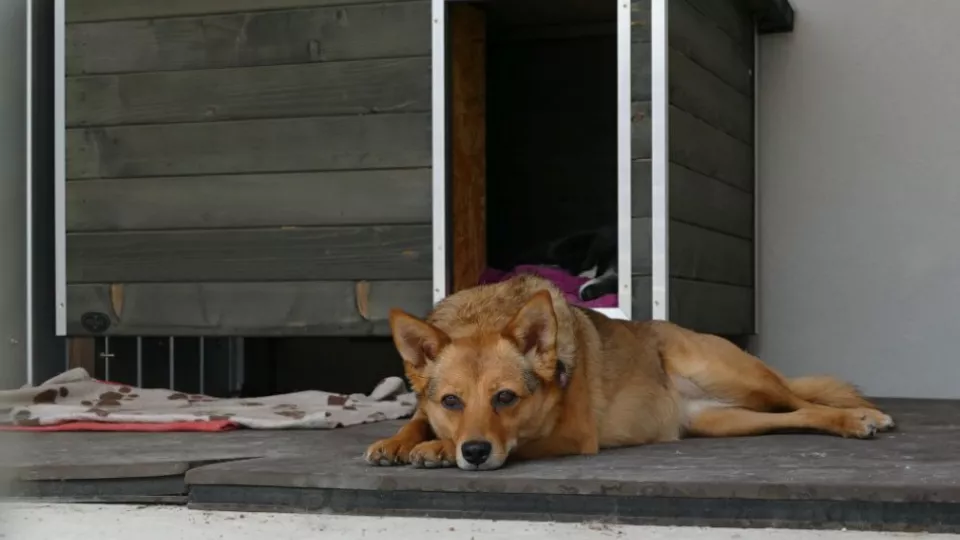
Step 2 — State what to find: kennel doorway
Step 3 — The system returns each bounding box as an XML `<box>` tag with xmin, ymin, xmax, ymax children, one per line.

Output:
<box><xmin>432</xmin><ymin>0</ymin><xmax>657</xmax><ymax>321</ymax></box>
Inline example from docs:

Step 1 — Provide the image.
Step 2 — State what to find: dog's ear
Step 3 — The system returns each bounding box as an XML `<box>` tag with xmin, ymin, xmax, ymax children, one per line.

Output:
<box><xmin>389</xmin><ymin>308</ymin><xmax>450</xmax><ymax>372</ymax></box>
<box><xmin>503</xmin><ymin>290</ymin><xmax>558</xmax><ymax>379</ymax></box>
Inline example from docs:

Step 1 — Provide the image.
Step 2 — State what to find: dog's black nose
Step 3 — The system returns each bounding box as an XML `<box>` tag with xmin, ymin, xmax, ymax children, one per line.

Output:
<box><xmin>460</xmin><ymin>440</ymin><xmax>492</xmax><ymax>465</ymax></box>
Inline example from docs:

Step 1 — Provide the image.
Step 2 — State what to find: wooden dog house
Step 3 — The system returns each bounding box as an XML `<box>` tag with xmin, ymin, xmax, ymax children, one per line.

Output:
<box><xmin>58</xmin><ymin>0</ymin><xmax>793</xmax><ymax>344</ymax></box>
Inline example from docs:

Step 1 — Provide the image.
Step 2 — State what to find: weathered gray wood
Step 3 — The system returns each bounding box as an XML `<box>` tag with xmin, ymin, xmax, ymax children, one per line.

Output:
<box><xmin>684</xmin><ymin>0</ymin><xmax>755</xmax><ymax>50</ymax></box>
<box><xmin>670</xmin><ymin>277</ymin><xmax>753</xmax><ymax>335</ymax></box>
<box><xmin>632</xmin><ymin>218</ymin><xmax>752</xmax><ymax>286</ymax></box>
<box><xmin>632</xmin><ymin>42</ymin><xmax>651</xmax><ymax>101</ymax></box>
<box><xmin>633</xmin><ymin>46</ymin><xmax>751</xmax><ymax>143</ymax></box>
<box><xmin>67</xmin><ymin>57</ymin><xmax>430</xmax><ymax>127</ymax></box>
<box><xmin>633</xmin><ymin>276</ymin><xmax>753</xmax><ymax>334</ymax></box>
<box><xmin>669</xmin><ymin>48</ymin><xmax>752</xmax><ymax>143</ymax></box>
<box><xmin>66</xmin><ymin>280</ymin><xmax>431</xmax><ymax>336</ymax></box>
<box><xmin>633</xmin><ymin>160</ymin><xmax>753</xmax><ymax>239</ymax></box>
<box><xmin>668</xmin><ymin>221</ymin><xmax>752</xmax><ymax>286</ymax></box>
<box><xmin>631</xmin><ymin>0</ymin><xmax>651</xmax><ymax>43</ymax></box>
<box><xmin>66</xmin><ymin>169</ymin><xmax>431</xmax><ymax>232</ymax></box>
<box><xmin>631</xmin><ymin>217</ymin><xmax>651</xmax><ymax>275</ymax></box>
<box><xmin>66</xmin><ymin>0</ymin><xmax>421</xmax><ymax>24</ymax></box>
<box><xmin>632</xmin><ymin>159</ymin><xmax>652</xmax><ymax>218</ymax></box>
<box><xmin>66</xmin><ymin>112</ymin><xmax>430</xmax><ymax>179</ymax></box>
<box><xmin>670</xmin><ymin>0</ymin><xmax>752</xmax><ymax>96</ymax></box>
<box><xmin>631</xmin><ymin>276</ymin><xmax>653</xmax><ymax>320</ymax></box>
<box><xmin>670</xmin><ymin>105</ymin><xmax>753</xmax><ymax>192</ymax></box>
<box><xmin>66</xmin><ymin>226</ymin><xmax>431</xmax><ymax>283</ymax></box>
<box><xmin>66</xmin><ymin>2</ymin><xmax>430</xmax><ymax>75</ymax></box>
<box><xmin>632</xmin><ymin>101</ymin><xmax>652</xmax><ymax>160</ymax></box>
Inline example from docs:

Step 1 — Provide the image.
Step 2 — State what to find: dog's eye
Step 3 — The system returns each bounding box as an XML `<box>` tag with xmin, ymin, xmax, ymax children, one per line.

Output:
<box><xmin>494</xmin><ymin>390</ymin><xmax>518</xmax><ymax>406</ymax></box>
<box><xmin>440</xmin><ymin>394</ymin><xmax>463</xmax><ymax>410</ymax></box>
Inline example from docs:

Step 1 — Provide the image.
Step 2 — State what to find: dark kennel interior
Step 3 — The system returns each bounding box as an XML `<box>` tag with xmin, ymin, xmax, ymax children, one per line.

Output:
<box><xmin>483</xmin><ymin>0</ymin><xmax>619</xmax><ymax>272</ymax></box>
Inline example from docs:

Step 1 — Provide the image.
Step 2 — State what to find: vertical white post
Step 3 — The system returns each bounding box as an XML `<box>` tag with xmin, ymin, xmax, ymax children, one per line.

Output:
<box><xmin>616</xmin><ymin>0</ymin><xmax>633</xmax><ymax>320</ymax></box>
<box><xmin>753</xmin><ymin>27</ymin><xmax>761</xmax><ymax>335</ymax></box>
<box><xmin>650</xmin><ymin>0</ymin><xmax>670</xmax><ymax>320</ymax></box>
<box><xmin>431</xmin><ymin>0</ymin><xmax>448</xmax><ymax>304</ymax></box>
<box><xmin>53</xmin><ymin>0</ymin><xmax>66</xmax><ymax>335</ymax></box>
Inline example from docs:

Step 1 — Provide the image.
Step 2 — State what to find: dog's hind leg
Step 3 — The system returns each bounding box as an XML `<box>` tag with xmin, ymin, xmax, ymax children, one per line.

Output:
<box><xmin>662</xmin><ymin>328</ymin><xmax>812</xmax><ymax>413</ymax></box>
<box><xmin>658</xmin><ymin>323</ymin><xmax>895</xmax><ymax>437</ymax></box>
<box><xmin>685</xmin><ymin>406</ymin><xmax>894</xmax><ymax>439</ymax></box>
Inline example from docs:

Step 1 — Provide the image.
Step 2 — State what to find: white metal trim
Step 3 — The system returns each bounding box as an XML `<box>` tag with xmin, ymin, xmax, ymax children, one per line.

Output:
<box><xmin>26</xmin><ymin>0</ymin><xmax>35</xmax><ymax>384</ymax></box>
<box><xmin>53</xmin><ymin>0</ymin><xmax>66</xmax><ymax>336</ymax></box>
<box><xmin>614</xmin><ymin>0</ymin><xmax>633</xmax><ymax>321</ymax></box>
<box><xmin>650</xmin><ymin>0</ymin><xmax>670</xmax><ymax>320</ymax></box>
<box><xmin>431</xmin><ymin>0</ymin><xmax>447</xmax><ymax>304</ymax></box>
<box><xmin>433</xmin><ymin>0</ymin><xmax>636</xmax><ymax>322</ymax></box>
<box><xmin>753</xmin><ymin>26</ymin><xmax>760</xmax><ymax>334</ymax></box>
<box><xmin>594</xmin><ymin>307</ymin><xmax>629</xmax><ymax>320</ymax></box>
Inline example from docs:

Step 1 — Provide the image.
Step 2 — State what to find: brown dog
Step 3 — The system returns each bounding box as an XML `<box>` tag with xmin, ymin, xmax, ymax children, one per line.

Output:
<box><xmin>364</xmin><ymin>274</ymin><xmax>894</xmax><ymax>471</ymax></box>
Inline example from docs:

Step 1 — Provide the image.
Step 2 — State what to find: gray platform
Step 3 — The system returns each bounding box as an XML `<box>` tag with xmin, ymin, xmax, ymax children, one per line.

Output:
<box><xmin>3</xmin><ymin>399</ymin><xmax>960</xmax><ymax>532</ymax></box>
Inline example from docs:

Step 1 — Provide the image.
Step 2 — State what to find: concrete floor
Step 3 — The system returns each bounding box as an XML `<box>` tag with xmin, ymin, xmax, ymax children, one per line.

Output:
<box><xmin>4</xmin><ymin>503</ymin><xmax>959</xmax><ymax>540</ymax></box>
<box><xmin>3</xmin><ymin>399</ymin><xmax>960</xmax><ymax>532</ymax></box>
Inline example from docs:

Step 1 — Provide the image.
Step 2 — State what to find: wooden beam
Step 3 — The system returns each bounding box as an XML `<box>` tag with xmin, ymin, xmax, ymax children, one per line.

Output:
<box><xmin>669</xmin><ymin>0</ymin><xmax>752</xmax><ymax>96</ymax></box>
<box><xmin>67</xmin><ymin>225</ymin><xmax>432</xmax><ymax>283</ymax></box>
<box><xmin>632</xmin><ymin>276</ymin><xmax>754</xmax><ymax>335</ymax></box>
<box><xmin>67</xmin><ymin>337</ymin><xmax>97</xmax><ymax>374</ymax></box>
<box><xmin>66</xmin><ymin>0</ymin><xmax>423</xmax><ymax>24</ymax></box>
<box><xmin>632</xmin><ymin>160</ymin><xmax>753</xmax><ymax>239</ymax></box>
<box><xmin>66</xmin><ymin>57</ymin><xmax>430</xmax><ymax>127</ymax></box>
<box><xmin>632</xmin><ymin>218</ymin><xmax>752</xmax><ymax>286</ymax></box>
<box><xmin>450</xmin><ymin>3</ymin><xmax>487</xmax><ymax>292</ymax></box>
<box><xmin>67</xmin><ymin>169</ymin><xmax>431</xmax><ymax>232</ymax></box>
<box><xmin>669</xmin><ymin>105</ymin><xmax>753</xmax><ymax>192</ymax></box>
<box><xmin>66</xmin><ymin>281</ymin><xmax>432</xmax><ymax>336</ymax></box>
<box><xmin>66</xmin><ymin>3</ymin><xmax>430</xmax><ymax>75</ymax></box>
<box><xmin>66</xmin><ymin>113</ymin><xmax>430</xmax><ymax>179</ymax></box>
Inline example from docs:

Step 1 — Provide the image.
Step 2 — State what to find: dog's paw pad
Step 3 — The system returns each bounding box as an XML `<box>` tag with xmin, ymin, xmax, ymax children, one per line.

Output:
<box><xmin>873</xmin><ymin>412</ymin><xmax>895</xmax><ymax>431</ymax></box>
<box><xmin>364</xmin><ymin>437</ymin><xmax>416</xmax><ymax>466</ymax></box>
<box><xmin>409</xmin><ymin>440</ymin><xmax>456</xmax><ymax>469</ymax></box>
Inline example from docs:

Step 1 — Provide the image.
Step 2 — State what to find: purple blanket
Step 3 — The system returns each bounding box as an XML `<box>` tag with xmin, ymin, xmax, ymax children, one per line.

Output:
<box><xmin>478</xmin><ymin>265</ymin><xmax>618</xmax><ymax>309</ymax></box>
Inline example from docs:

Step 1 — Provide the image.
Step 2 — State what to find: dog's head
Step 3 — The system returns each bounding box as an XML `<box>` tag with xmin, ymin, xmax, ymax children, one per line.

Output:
<box><xmin>389</xmin><ymin>290</ymin><xmax>569</xmax><ymax>470</ymax></box>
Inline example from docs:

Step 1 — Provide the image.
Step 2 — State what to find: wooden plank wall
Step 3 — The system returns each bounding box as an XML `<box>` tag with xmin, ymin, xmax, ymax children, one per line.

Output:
<box><xmin>632</xmin><ymin>0</ymin><xmax>755</xmax><ymax>335</ymax></box>
<box><xmin>631</xmin><ymin>0</ymin><xmax>653</xmax><ymax>319</ymax></box>
<box><xmin>64</xmin><ymin>0</ymin><xmax>433</xmax><ymax>336</ymax></box>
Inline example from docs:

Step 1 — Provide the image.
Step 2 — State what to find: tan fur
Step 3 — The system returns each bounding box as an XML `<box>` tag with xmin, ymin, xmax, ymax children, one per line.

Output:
<box><xmin>364</xmin><ymin>275</ymin><xmax>895</xmax><ymax>471</ymax></box>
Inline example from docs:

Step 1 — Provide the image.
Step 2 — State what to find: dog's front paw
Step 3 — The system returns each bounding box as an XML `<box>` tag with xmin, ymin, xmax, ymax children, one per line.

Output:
<box><xmin>409</xmin><ymin>440</ymin><xmax>457</xmax><ymax>469</ymax></box>
<box><xmin>364</xmin><ymin>437</ymin><xmax>419</xmax><ymax>466</ymax></box>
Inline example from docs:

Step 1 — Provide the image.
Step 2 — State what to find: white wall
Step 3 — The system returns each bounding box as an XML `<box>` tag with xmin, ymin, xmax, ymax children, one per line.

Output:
<box><xmin>755</xmin><ymin>0</ymin><xmax>960</xmax><ymax>398</ymax></box>
<box><xmin>0</xmin><ymin>0</ymin><xmax>28</xmax><ymax>389</ymax></box>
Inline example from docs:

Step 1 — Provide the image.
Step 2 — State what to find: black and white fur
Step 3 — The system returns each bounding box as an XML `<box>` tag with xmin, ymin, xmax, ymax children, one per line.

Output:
<box><xmin>509</xmin><ymin>226</ymin><xmax>618</xmax><ymax>302</ymax></box>
<box><xmin>573</xmin><ymin>226</ymin><xmax>618</xmax><ymax>301</ymax></box>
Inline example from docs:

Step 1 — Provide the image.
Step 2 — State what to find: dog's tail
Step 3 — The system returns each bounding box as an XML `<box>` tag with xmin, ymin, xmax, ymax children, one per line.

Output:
<box><xmin>787</xmin><ymin>376</ymin><xmax>876</xmax><ymax>409</ymax></box>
